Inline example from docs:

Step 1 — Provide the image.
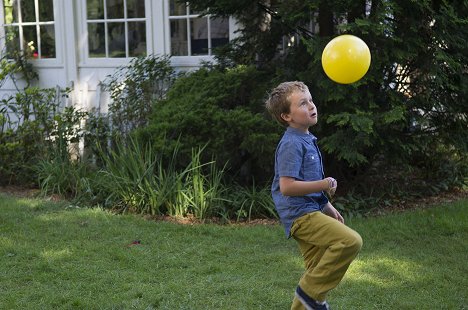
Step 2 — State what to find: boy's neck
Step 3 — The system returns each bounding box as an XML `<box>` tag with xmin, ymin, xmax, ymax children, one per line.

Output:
<box><xmin>288</xmin><ymin>124</ymin><xmax>310</xmax><ymax>134</ymax></box>
<box><xmin>287</xmin><ymin>126</ymin><xmax>310</xmax><ymax>135</ymax></box>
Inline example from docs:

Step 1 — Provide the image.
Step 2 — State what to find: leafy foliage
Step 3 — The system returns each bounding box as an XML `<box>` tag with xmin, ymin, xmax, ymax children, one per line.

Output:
<box><xmin>0</xmin><ymin>86</ymin><xmax>83</xmax><ymax>185</ymax></box>
<box><xmin>177</xmin><ymin>147</ymin><xmax>228</xmax><ymax>220</ymax></box>
<box><xmin>136</xmin><ymin>65</ymin><xmax>282</xmax><ymax>184</ymax></box>
<box><xmin>185</xmin><ymin>0</ymin><xmax>468</xmax><ymax>196</ymax></box>
<box><xmin>224</xmin><ymin>182</ymin><xmax>278</xmax><ymax>222</ymax></box>
<box><xmin>2</xmin><ymin>1</ymin><xmax>466</xmax><ymax>219</ymax></box>
<box><xmin>0</xmin><ymin>46</ymin><xmax>88</xmax><ymax>186</ymax></box>
<box><xmin>0</xmin><ymin>48</ymin><xmax>37</xmax><ymax>88</ymax></box>
<box><xmin>35</xmin><ymin>153</ymin><xmax>92</xmax><ymax>198</ymax></box>
<box><xmin>95</xmin><ymin>138</ymin><xmax>182</xmax><ymax>215</ymax></box>
<box><xmin>101</xmin><ymin>55</ymin><xmax>176</xmax><ymax>138</ymax></box>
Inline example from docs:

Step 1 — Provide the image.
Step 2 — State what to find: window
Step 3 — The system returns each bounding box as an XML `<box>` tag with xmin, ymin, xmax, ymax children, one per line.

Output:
<box><xmin>2</xmin><ymin>0</ymin><xmax>56</xmax><ymax>59</ymax></box>
<box><xmin>86</xmin><ymin>0</ymin><xmax>147</xmax><ymax>58</ymax></box>
<box><xmin>168</xmin><ymin>1</ymin><xmax>229</xmax><ymax>56</ymax></box>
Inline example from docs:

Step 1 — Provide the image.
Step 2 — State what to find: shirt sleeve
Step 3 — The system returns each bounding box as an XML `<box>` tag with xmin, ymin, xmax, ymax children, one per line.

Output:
<box><xmin>276</xmin><ymin>139</ymin><xmax>302</xmax><ymax>179</ymax></box>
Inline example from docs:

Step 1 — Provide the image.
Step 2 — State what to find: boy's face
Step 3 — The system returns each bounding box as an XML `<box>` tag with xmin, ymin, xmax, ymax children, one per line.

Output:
<box><xmin>281</xmin><ymin>89</ymin><xmax>317</xmax><ymax>132</ymax></box>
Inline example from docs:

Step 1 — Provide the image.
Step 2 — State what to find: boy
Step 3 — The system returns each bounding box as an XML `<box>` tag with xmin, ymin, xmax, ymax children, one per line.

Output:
<box><xmin>265</xmin><ymin>81</ymin><xmax>362</xmax><ymax>310</ymax></box>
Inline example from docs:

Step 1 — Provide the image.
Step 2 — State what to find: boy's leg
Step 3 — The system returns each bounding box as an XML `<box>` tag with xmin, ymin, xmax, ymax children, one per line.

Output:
<box><xmin>291</xmin><ymin>212</ymin><xmax>362</xmax><ymax>303</ymax></box>
<box><xmin>291</xmin><ymin>295</ymin><xmax>306</xmax><ymax>310</ymax></box>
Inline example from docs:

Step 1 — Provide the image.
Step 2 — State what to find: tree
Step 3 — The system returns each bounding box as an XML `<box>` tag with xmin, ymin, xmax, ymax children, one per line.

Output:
<box><xmin>176</xmin><ymin>0</ymin><xmax>467</xmax><ymax>193</ymax></box>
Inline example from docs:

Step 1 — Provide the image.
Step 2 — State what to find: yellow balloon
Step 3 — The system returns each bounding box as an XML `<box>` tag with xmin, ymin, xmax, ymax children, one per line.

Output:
<box><xmin>321</xmin><ymin>35</ymin><xmax>371</xmax><ymax>84</ymax></box>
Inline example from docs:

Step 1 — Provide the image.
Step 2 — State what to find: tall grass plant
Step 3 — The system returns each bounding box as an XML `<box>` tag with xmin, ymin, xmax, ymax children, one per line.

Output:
<box><xmin>227</xmin><ymin>182</ymin><xmax>278</xmax><ymax>221</ymax></box>
<box><xmin>179</xmin><ymin>148</ymin><xmax>227</xmax><ymax>220</ymax></box>
<box><xmin>97</xmin><ymin>138</ymin><xmax>180</xmax><ymax>215</ymax></box>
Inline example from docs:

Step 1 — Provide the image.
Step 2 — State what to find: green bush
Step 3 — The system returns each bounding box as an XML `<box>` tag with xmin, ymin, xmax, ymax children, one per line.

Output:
<box><xmin>101</xmin><ymin>54</ymin><xmax>176</xmax><ymax>139</ymax></box>
<box><xmin>0</xmin><ymin>87</ymin><xmax>83</xmax><ymax>185</ymax></box>
<box><xmin>83</xmin><ymin>54</ymin><xmax>177</xmax><ymax>164</ymax></box>
<box><xmin>186</xmin><ymin>0</ymin><xmax>468</xmax><ymax>202</ymax></box>
<box><xmin>70</xmin><ymin>138</ymin><xmax>229</xmax><ymax>220</ymax></box>
<box><xmin>1</xmin><ymin>47</ymin><xmax>89</xmax><ymax>187</ymax></box>
<box><xmin>136</xmin><ymin>65</ymin><xmax>282</xmax><ymax>185</ymax></box>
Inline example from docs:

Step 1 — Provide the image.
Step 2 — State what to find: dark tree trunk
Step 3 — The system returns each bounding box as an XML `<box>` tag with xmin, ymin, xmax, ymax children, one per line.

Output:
<box><xmin>318</xmin><ymin>1</ymin><xmax>334</xmax><ymax>36</ymax></box>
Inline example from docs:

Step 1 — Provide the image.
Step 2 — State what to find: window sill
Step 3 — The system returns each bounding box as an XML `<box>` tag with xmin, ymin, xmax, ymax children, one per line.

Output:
<box><xmin>77</xmin><ymin>55</ymin><xmax>216</xmax><ymax>69</ymax></box>
<box><xmin>170</xmin><ymin>55</ymin><xmax>216</xmax><ymax>69</ymax></box>
<box><xmin>78</xmin><ymin>58</ymin><xmax>136</xmax><ymax>68</ymax></box>
<box><xmin>25</xmin><ymin>58</ymin><xmax>64</xmax><ymax>68</ymax></box>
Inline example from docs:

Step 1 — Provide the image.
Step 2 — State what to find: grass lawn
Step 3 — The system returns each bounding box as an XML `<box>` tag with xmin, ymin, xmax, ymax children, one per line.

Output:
<box><xmin>1</xmin><ymin>193</ymin><xmax>467</xmax><ymax>309</ymax></box>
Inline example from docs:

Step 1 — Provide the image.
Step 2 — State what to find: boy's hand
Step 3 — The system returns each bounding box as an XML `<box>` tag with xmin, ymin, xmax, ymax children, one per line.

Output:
<box><xmin>322</xmin><ymin>202</ymin><xmax>344</xmax><ymax>223</ymax></box>
<box><xmin>325</xmin><ymin>177</ymin><xmax>337</xmax><ymax>197</ymax></box>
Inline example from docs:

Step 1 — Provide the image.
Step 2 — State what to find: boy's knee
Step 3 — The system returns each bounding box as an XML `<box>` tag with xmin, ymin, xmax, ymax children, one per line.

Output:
<box><xmin>353</xmin><ymin>233</ymin><xmax>363</xmax><ymax>252</ymax></box>
<box><xmin>347</xmin><ymin>231</ymin><xmax>363</xmax><ymax>254</ymax></box>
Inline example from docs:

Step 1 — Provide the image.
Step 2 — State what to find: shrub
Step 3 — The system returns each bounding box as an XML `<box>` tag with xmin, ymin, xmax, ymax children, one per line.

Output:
<box><xmin>136</xmin><ymin>65</ymin><xmax>282</xmax><ymax>185</ymax></box>
<box><xmin>72</xmin><ymin>138</ymin><xmax>228</xmax><ymax>220</ymax></box>
<box><xmin>101</xmin><ymin>54</ymin><xmax>176</xmax><ymax>139</ymax></box>
<box><xmin>186</xmin><ymin>0</ymin><xmax>468</xmax><ymax>202</ymax></box>
<box><xmin>0</xmin><ymin>87</ymin><xmax>82</xmax><ymax>185</ymax></box>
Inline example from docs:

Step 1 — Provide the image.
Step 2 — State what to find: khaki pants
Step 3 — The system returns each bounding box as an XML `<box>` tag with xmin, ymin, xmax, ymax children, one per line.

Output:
<box><xmin>290</xmin><ymin>212</ymin><xmax>362</xmax><ymax>309</ymax></box>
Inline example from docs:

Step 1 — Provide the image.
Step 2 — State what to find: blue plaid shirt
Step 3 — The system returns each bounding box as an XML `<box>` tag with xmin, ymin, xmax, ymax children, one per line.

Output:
<box><xmin>272</xmin><ymin>127</ymin><xmax>329</xmax><ymax>237</ymax></box>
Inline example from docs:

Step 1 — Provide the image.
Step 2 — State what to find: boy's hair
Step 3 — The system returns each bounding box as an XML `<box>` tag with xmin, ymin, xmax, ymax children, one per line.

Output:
<box><xmin>265</xmin><ymin>81</ymin><xmax>309</xmax><ymax>126</ymax></box>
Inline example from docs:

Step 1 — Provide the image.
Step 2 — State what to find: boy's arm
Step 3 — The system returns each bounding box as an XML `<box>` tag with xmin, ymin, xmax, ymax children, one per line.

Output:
<box><xmin>280</xmin><ymin>176</ymin><xmax>336</xmax><ymax>196</ymax></box>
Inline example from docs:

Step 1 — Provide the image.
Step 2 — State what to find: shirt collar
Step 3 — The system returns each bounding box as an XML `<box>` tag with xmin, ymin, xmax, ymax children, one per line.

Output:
<box><xmin>286</xmin><ymin>126</ymin><xmax>317</xmax><ymax>140</ymax></box>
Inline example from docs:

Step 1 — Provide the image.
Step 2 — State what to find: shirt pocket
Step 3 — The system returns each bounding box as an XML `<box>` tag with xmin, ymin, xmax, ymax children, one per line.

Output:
<box><xmin>303</xmin><ymin>153</ymin><xmax>322</xmax><ymax>181</ymax></box>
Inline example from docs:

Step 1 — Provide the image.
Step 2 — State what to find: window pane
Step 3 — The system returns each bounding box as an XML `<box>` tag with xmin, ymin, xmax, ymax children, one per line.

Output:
<box><xmin>40</xmin><ymin>25</ymin><xmax>55</xmax><ymax>58</ymax></box>
<box><xmin>4</xmin><ymin>26</ymin><xmax>20</xmax><ymax>53</ymax></box>
<box><xmin>88</xmin><ymin>23</ymin><xmax>105</xmax><ymax>57</ymax></box>
<box><xmin>20</xmin><ymin>0</ymin><xmax>36</xmax><ymax>22</ymax></box>
<box><xmin>107</xmin><ymin>0</ymin><xmax>124</xmax><ymax>19</ymax></box>
<box><xmin>190</xmin><ymin>18</ymin><xmax>207</xmax><ymax>55</ymax></box>
<box><xmin>210</xmin><ymin>17</ymin><xmax>229</xmax><ymax>49</ymax></box>
<box><xmin>22</xmin><ymin>26</ymin><xmax>38</xmax><ymax>58</ymax></box>
<box><xmin>127</xmin><ymin>0</ymin><xmax>145</xmax><ymax>18</ymax></box>
<box><xmin>108</xmin><ymin>22</ymin><xmax>125</xmax><ymax>57</ymax></box>
<box><xmin>128</xmin><ymin>21</ymin><xmax>146</xmax><ymax>57</ymax></box>
<box><xmin>3</xmin><ymin>0</ymin><xmax>19</xmax><ymax>24</ymax></box>
<box><xmin>169</xmin><ymin>0</ymin><xmax>186</xmax><ymax>16</ymax></box>
<box><xmin>39</xmin><ymin>0</ymin><xmax>54</xmax><ymax>22</ymax></box>
<box><xmin>87</xmin><ymin>0</ymin><xmax>104</xmax><ymax>19</ymax></box>
<box><xmin>170</xmin><ymin>19</ymin><xmax>187</xmax><ymax>56</ymax></box>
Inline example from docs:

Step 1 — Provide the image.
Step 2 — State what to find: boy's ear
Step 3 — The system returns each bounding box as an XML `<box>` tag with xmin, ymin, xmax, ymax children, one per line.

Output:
<box><xmin>280</xmin><ymin>113</ymin><xmax>291</xmax><ymax>123</ymax></box>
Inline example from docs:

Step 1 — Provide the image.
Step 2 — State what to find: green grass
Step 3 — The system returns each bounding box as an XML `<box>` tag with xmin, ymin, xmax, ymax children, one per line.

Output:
<box><xmin>0</xmin><ymin>193</ymin><xmax>467</xmax><ymax>309</ymax></box>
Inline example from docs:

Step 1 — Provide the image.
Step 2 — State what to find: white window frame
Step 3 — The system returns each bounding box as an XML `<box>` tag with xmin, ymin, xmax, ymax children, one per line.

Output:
<box><xmin>165</xmin><ymin>1</ymin><xmax>235</xmax><ymax>68</ymax></box>
<box><xmin>0</xmin><ymin>0</ymin><xmax>63</xmax><ymax>68</ymax></box>
<box><xmin>1</xmin><ymin>0</ymin><xmax>238</xmax><ymax>70</ymax></box>
<box><xmin>77</xmin><ymin>0</ymin><xmax>156</xmax><ymax>68</ymax></box>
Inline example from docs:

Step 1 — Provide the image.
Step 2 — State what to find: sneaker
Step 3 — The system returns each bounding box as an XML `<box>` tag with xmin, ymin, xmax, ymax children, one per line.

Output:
<box><xmin>295</xmin><ymin>286</ymin><xmax>330</xmax><ymax>310</ymax></box>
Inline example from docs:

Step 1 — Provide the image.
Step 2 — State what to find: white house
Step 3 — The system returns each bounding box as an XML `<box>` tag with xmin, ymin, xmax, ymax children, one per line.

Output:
<box><xmin>0</xmin><ymin>0</ymin><xmax>237</xmax><ymax>112</ymax></box>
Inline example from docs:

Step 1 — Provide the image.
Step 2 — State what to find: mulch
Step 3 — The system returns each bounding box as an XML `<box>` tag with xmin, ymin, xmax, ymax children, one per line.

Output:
<box><xmin>368</xmin><ymin>187</ymin><xmax>468</xmax><ymax>216</ymax></box>
<box><xmin>1</xmin><ymin>185</ymin><xmax>466</xmax><ymax>225</ymax></box>
<box><xmin>0</xmin><ymin>185</ymin><xmax>41</xmax><ymax>198</ymax></box>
